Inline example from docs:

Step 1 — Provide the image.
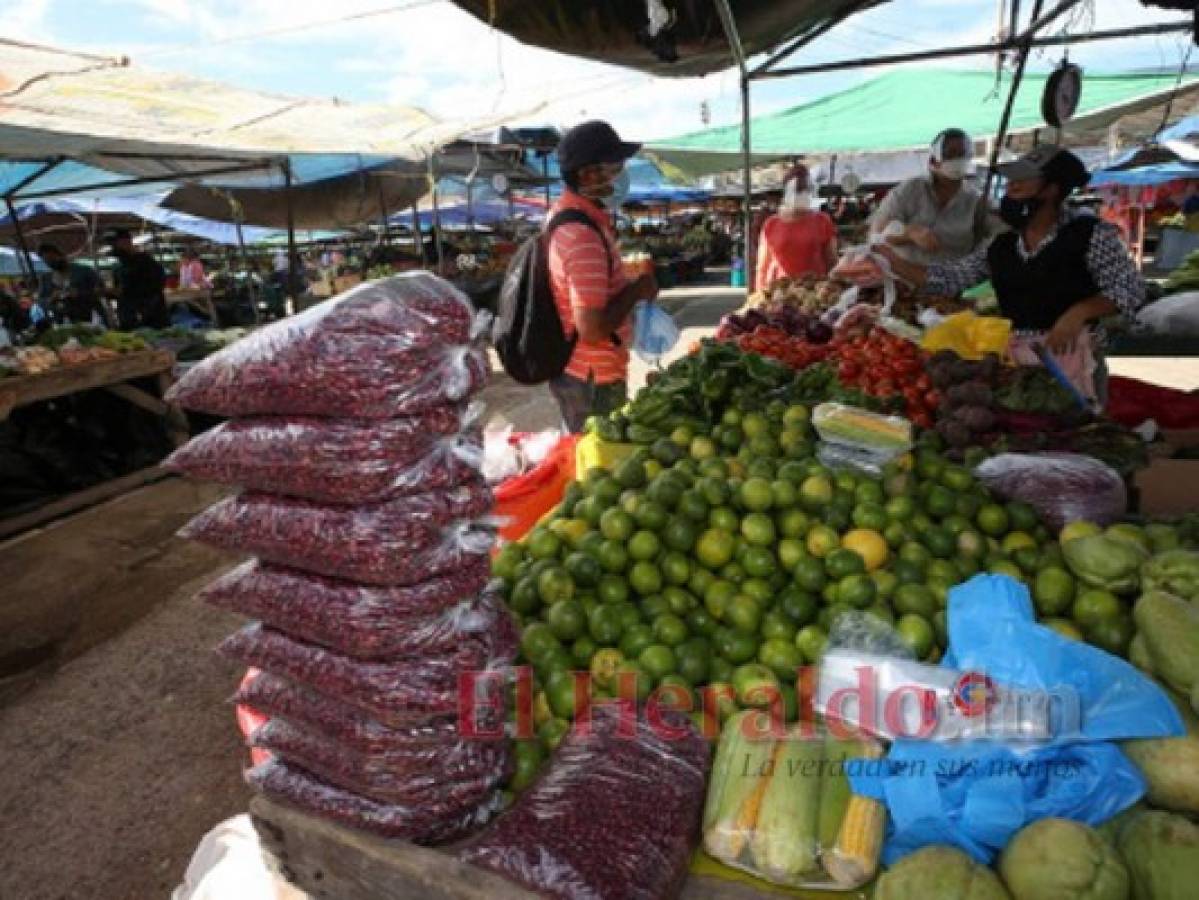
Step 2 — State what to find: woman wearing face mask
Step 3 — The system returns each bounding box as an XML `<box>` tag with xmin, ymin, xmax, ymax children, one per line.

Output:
<box><xmin>877</xmin><ymin>146</ymin><xmax>1145</xmax><ymax>402</ymax></box>
<box><xmin>871</xmin><ymin>128</ymin><xmax>993</xmax><ymax>264</ymax></box>
<box><xmin>754</xmin><ymin>164</ymin><xmax>838</xmax><ymax>290</ymax></box>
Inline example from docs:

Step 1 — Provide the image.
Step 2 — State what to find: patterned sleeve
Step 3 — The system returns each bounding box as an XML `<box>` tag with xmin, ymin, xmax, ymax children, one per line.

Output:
<box><xmin>923</xmin><ymin>241</ymin><xmax>992</xmax><ymax>296</ymax></box>
<box><xmin>1087</xmin><ymin>221</ymin><xmax>1145</xmax><ymax>319</ymax></box>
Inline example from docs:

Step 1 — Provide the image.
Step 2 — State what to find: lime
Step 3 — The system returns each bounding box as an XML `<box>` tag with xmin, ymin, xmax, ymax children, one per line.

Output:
<box><xmin>538</xmin><ymin>717</ymin><xmax>571</xmax><ymax>753</ymax></box>
<box><xmin>699</xmin><ymin>457</ymin><xmax>729</xmax><ymax>480</ymax></box>
<box><xmin>510</xmin><ymin>739</ymin><xmax>545</xmax><ymax>792</ymax></box>
<box><xmin>839</xmin><ymin>573</ymin><xmax>878</xmax><ymax>609</ymax></box>
<box><xmin>670</xmin><ymin>425</ymin><xmax>696</xmax><ymax>448</ymax></box>
<box><xmin>1085</xmin><ymin>615</ymin><xmax>1134</xmax><ymax>657</ymax></box>
<box><xmin>662</xmin><ymin>517</ymin><xmax>698</xmax><ymax>553</ymax></box>
<box><xmin>628</xmin><ymin>561</ymin><xmax>663</xmax><ymax>597</ymax></box>
<box><xmin>686</xmin><ymin>607</ymin><xmax>718</xmax><ymax>637</ymax></box>
<box><xmin>989</xmin><ymin>559</ymin><xmax>1025</xmax><ymax>581</ymax></box>
<box><xmin>776</xmin><ymin>538</ymin><xmax>806</xmax><ymax>572</ymax></box>
<box><xmin>926</xmin><ymin>558</ymin><xmax>959</xmax><ymax>584</ymax></box>
<box><xmin>546</xmin><ymin>599</ymin><xmax>587</xmax><ymax>641</ymax></box>
<box><xmin>596</xmin><ymin>539</ymin><xmax>629</xmax><ymax>574</ymax></box>
<box><xmin>546</xmin><ymin>671</ymin><xmax>588</xmax><ymax>720</ymax></box>
<box><xmin>632</xmin><ymin>499</ymin><xmax>668</xmax><ymax>532</ymax></box>
<box><xmin>588</xmin><ymin>647</ymin><xmax>624</xmax><ymax>690</ymax></box>
<box><xmin>761</xmin><ymin>611</ymin><xmax>797</xmax><ymax>643</ymax></box>
<box><xmin>527</xmin><ymin>529</ymin><xmax>563</xmax><ymax>561</ymax></box>
<box><xmin>896</xmin><ymin>613</ymin><xmax>935</xmax><ymax>659</ymax></box>
<box><xmin>795</xmin><ymin>625</ymin><xmax>828</xmax><ymax>664</ymax></box>
<box><xmin>922</xmin><ymin>527</ymin><xmax>956</xmax><ymax>559</ymax></box>
<box><xmin>1073</xmin><ymin>589</ymin><xmax>1123</xmax><ymax>631</ymax></box>
<box><xmin>740</xmin><ymin>477</ymin><xmax>774</xmax><ymax>512</ymax></box>
<box><xmin>771</xmin><ymin>479</ymin><xmax>798</xmax><ymax>510</ymax></box>
<box><xmin>640</xmin><ymin>594</ymin><xmax>669</xmax><ymax>620</ymax></box>
<box><xmin>696</xmin><ymin>528</ymin><xmax>736</xmax><ymax>569</ymax></box>
<box><xmin>976</xmin><ymin>504</ymin><xmax>1011</xmax><ymax>537</ymax></box>
<box><xmin>1006</xmin><ymin>502</ymin><xmax>1039</xmax><ymax>533</ymax></box>
<box><xmin>741</xmin><ymin>412</ymin><xmax>769</xmax><ymax>439</ymax></box>
<box><xmin>660</xmin><ymin>550</ymin><xmax>692</xmax><ymax>585</ymax></box>
<box><xmin>793</xmin><ymin>556</ymin><xmax>827</xmax><ymax>592</ymax></box>
<box><xmin>492</xmin><ymin>544</ymin><xmax>525</xmax><ymax>582</ymax></box>
<box><xmin>521</xmin><ymin>622</ymin><xmax>561</xmax><ymax>662</ymax></box>
<box><xmin>570</xmin><ymin>636</ymin><xmax>598</xmax><ymax>667</ymax></box>
<box><xmin>697</xmin><ymin>476</ymin><xmax>731</xmax><ymax>508</ymax></box>
<box><xmin>638</xmin><ymin>644</ymin><xmax>677</xmax><ymax>682</ymax></box>
<box><xmin>1033</xmin><ymin>566</ymin><xmax>1076</xmax><ymax>617</ymax></box>
<box><xmin>940</xmin><ymin>465</ymin><xmax>974</xmax><ymax>493</ymax></box>
<box><xmin>614</xmin><ymin>661</ymin><xmax>654</xmax><ymax>702</ymax></box>
<box><xmin>564</xmin><ymin>552</ymin><xmax>602</xmax><ymax>588</ymax></box>
<box><xmin>806</xmin><ymin>524</ymin><xmax>841</xmax><ymax>559</ymax></box>
<box><xmin>894</xmin><ymin>583</ymin><xmax>937</xmax><ymax>619</ymax></box>
<box><xmin>1002</xmin><ymin>531</ymin><xmax>1037</xmax><ymax>554</ymax></box>
<box><xmin>704</xmin><ymin>579</ymin><xmax>737</xmax><ymax>620</ymax></box>
<box><xmin>759</xmin><ymin>638</ymin><xmax>804</xmax><ymax>681</ymax></box>
<box><xmin>688</xmin><ymin>566</ymin><xmax>715</xmax><ymax>598</ymax></box>
<box><xmin>716</xmin><ymin>424</ymin><xmax>743</xmax><ymax>451</ymax></box>
<box><xmin>825</xmin><ymin>548</ymin><xmax>867</xmax><ymax>580</ymax></box>
<box><xmin>1043</xmin><ymin>617</ymin><xmax>1084</xmax><ymax>641</ymax></box>
<box><xmin>955</xmin><ymin>529</ymin><xmax>987</xmax><ymax>559</ymax></box>
<box><xmin>885</xmin><ymin>495</ymin><xmax>916</xmax><ymax>522</ymax></box>
<box><xmin>708</xmin><ymin>659</ymin><xmax>735</xmax><ymax>687</ymax></box>
<box><xmin>690</xmin><ymin>436</ymin><xmax>718</xmax><ymax>461</ymax></box>
<box><xmin>883</xmin><ymin>521</ymin><xmax>907</xmax><ymax>549</ymax></box>
<box><xmin>615</xmin><ymin>603</ymin><xmax>642</xmax><ymax>631</ymax></box>
<box><xmin>624</xmin><ymin>530</ymin><xmax>659</xmax><ymax>563</ymax></box>
<box><xmin>721</xmin><ymin>561</ymin><xmax>746</xmax><ymax>584</ymax></box>
<box><xmin>1012</xmin><ymin>547</ymin><xmax>1041</xmax><ymax>575</ymax></box>
<box><xmin>898</xmin><ymin>541</ymin><xmax>932</xmax><ymax>569</ymax></box>
<box><xmin>924</xmin><ymin>485</ymin><xmax>956</xmax><ymax>519</ymax></box>
<box><xmin>509</xmin><ymin>577</ymin><xmax>542</xmax><ymax>616</ymax></box>
<box><xmin>678</xmin><ymin>490</ymin><xmax>710</xmax><ymax>523</ymax></box>
<box><xmin>941</xmin><ymin>514</ymin><xmax>971</xmax><ymax>536</ymax></box>
<box><xmin>599</xmin><ymin>508</ymin><xmax>635</xmax><ymax>543</ymax></box>
<box><xmin>652</xmin><ymin>613</ymin><xmax>689</xmax><ymax>647</ymax></box>
<box><xmin>779</xmin><ymin>586</ymin><xmax>818</xmax><ymax>626</ymax></box>
<box><xmin>596</xmin><ymin>574</ymin><xmax>630</xmax><ymax>606</ymax></box>
<box><xmin>741</xmin><ymin>545</ymin><xmax>778</xmax><ymax>578</ymax></box>
<box><xmin>783</xmin><ymin>404</ymin><xmax>810</xmax><ymax>427</ymax></box>
<box><xmin>708</xmin><ymin>506</ymin><xmax>740</xmax><ymax>533</ymax></box>
<box><xmin>732</xmin><ymin>663</ymin><xmax>781</xmax><ymax>708</ymax></box>
<box><xmin>800</xmin><ymin>475</ymin><xmax>834</xmax><ymax>510</ymax></box>
<box><xmin>537</xmin><ymin>567</ymin><xmax>575</xmax><ymax>605</ymax></box>
<box><xmin>775</xmin><ymin>509</ymin><xmax>808</xmax><ymax>541</ymax></box>
<box><xmin>587</xmin><ymin>604</ymin><xmax>624</xmax><ymax>645</ymax></box>
<box><xmin>614</xmin><ymin>457</ymin><xmax>647</xmax><ymax>490</ymax></box>
<box><xmin>852</xmin><ymin>503</ymin><xmax>889</xmax><ymax>531</ymax></box>
<box><xmin>727</xmin><ymin>595</ymin><xmax>763</xmax><ymax>634</ymax></box>
<box><xmin>741</xmin><ymin>577</ymin><xmax>773</xmax><ymax>605</ymax></box>
<box><xmin>741</xmin><ymin>512</ymin><xmax>777</xmax><ymax>547</ymax></box>
<box><xmin>719</xmin><ymin>630</ymin><xmax>759</xmax><ymax>664</ymax></box>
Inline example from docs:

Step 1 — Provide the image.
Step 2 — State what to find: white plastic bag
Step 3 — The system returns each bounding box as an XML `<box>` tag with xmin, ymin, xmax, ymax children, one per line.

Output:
<box><xmin>1136</xmin><ymin>291</ymin><xmax>1199</xmax><ymax>336</ymax></box>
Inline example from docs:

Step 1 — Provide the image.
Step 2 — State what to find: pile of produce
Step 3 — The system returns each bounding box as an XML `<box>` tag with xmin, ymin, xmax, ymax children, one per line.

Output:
<box><xmin>0</xmin><ymin>326</ymin><xmax>152</xmax><ymax>377</ymax></box>
<box><xmin>174</xmin><ymin>273</ymin><xmax>515</xmax><ymax>841</ymax></box>
<box><xmin>748</xmin><ymin>274</ymin><xmax>845</xmax><ymax>316</ymax></box>
<box><xmin>715</xmin><ymin>305</ymin><xmax>833</xmax><ymax>343</ymax></box>
<box><xmin>1164</xmin><ymin>248</ymin><xmax>1199</xmax><ymax>294</ymax></box>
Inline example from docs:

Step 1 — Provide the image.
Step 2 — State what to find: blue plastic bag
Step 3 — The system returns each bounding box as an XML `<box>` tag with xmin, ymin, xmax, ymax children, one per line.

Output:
<box><xmin>633</xmin><ymin>301</ymin><xmax>679</xmax><ymax>363</ymax></box>
<box><xmin>849</xmin><ymin>574</ymin><xmax>1183</xmax><ymax>865</ymax></box>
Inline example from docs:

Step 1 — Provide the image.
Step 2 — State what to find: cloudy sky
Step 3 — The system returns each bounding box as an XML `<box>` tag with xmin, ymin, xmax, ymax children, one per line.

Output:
<box><xmin>2</xmin><ymin>0</ymin><xmax>1192</xmax><ymax>142</ymax></box>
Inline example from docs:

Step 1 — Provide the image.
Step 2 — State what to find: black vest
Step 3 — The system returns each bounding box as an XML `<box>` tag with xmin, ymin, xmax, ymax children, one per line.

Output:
<box><xmin>987</xmin><ymin>217</ymin><xmax>1099</xmax><ymax>331</ymax></box>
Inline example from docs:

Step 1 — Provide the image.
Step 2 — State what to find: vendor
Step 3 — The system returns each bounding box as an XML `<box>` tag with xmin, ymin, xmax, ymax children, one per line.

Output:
<box><xmin>754</xmin><ymin>164</ymin><xmax>838</xmax><ymax>290</ymax></box>
<box><xmin>871</xmin><ymin>128</ymin><xmax>992</xmax><ymax>263</ymax></box>
<box><xmin>37</xmin><ymin>243</ymin><xmax>108</xmax><ymax>325</ymax></box>
<box><xmin>106</xmin><ymin>229</ymin><xmax>169</xmax><ymax>329</ymax></box>
<box><xmin>877</xmin><ymin>145</ymin><xmax>1145</xmax><ymax>401</ymax></box>
<box><xmin>178</xmin><ymin>248</ymin><xmax>211</xmax><ymax>290</ymax></box>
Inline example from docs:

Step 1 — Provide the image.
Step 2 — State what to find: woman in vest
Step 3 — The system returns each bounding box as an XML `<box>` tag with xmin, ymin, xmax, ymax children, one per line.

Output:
<box><xmin>877</xmin><ymin>146</ymin><xmax>1144</xmax><ymax>402</ymax></box>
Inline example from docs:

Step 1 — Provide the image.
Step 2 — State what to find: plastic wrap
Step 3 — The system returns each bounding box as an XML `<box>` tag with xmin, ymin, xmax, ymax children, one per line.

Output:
<box><xmin>457</xmin><ymin>705</ymin><xmax>710</xmax><ymax>900</ymax></box>
<box><xmin>179</xmin><ymin>486</ymin><xmax>495</xmax><ymax>585</ymax></box>
<box><xmin>973</xmin><ymin>452</ymin><xmax>1128</xmax><ymax>533</ymax></box>
<box><xmin>164</xmin><ymin>406</ymin><xmax>483</xmax><ymax>503</ymax></box>
<box><xmin>245</xmin><ymin>758</ymin><xmax>503</xmax><ymax>842</ymax></box>
<box><xmin>816</xmin><ymin>441</ymin><xmax>900</xmax><ymax>477</ymax></box>
<box><xmin>166</xmin><ymin>273</ymin><xmax>488</xmax><ymax>418</ymax></box>
<box><xmin>220</xmin><ymin>619</ymin><xmax>517</xmax><ymax>725</ymax></box>
<box><xmin>702</xmin><ymin>711</ymin><xmax>885</xmax><ymax>890</ymax></box>
<box><xmin>812</xmin><ymin>402</ymin><xmax>913</xmax><ymax>454</ymax></box>
<box><xmin>200</xmin><ymin>561</ymin><xmax>494</xmax><ymax>658</ymax></box>
<box><xmin>249</xmin><ymin>718</ymin><xmax>512</xmax><ymax>804</ymax></box>
<box><xmin>236</xmin><ymin>671</ymin><xmax>504</xmax><ymax>754</ymax></box>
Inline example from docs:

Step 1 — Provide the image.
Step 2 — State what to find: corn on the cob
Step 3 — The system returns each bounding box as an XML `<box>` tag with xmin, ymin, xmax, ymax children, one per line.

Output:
<box><xmin>817</xmin><ymin>738</ymin><xmax>856</xmax><ymax>852</ymax></box>
<box><xmin>813</xmin><ymin>402</ymin><xmax>912</xmax><ymax>452</ymax></box>
<box><xmin>703</xmin><ymin>711</ymin><xmax>776</xmax><ymax>861</ymax></box>
<box><xmin>750</xmin><ymin>729</ymin><xmax>824</xmax><ymax>882</ymax></box>
<box><xmin>825</xmin><ymin>741</ymin><xmax>885</xmax><ymax>887</ymax></box>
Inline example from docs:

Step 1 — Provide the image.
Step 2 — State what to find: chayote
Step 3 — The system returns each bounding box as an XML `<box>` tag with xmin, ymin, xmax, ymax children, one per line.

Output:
<box><xmin>1141</xmin><ymin>549</ymin><xmax>1199</xmax><ymax>603</ymax></box>
<box><xmin>1115</xmin><ymin>809</ymin><xmax>1199</xmax><ymax>900</ymax></box>
<box><xmin>1063</xmin><ymin>534</ymin><xmax>1148</xmax><ymax>595</ymax></box>
<box><xmin>875</xmin><ymin>845</ymin><xmax>1011</xmax><ymax>900</ymax></box>
<box><xmin>1121</xmin><ymin>687</ymin><xmax>1199</xmax><ymax>815</ymax></box>
<box><xmin>999</xmin><ymin>818</ymin><xmax>1129</xmax><ymax>900</ymax></box>
<box><xmin>1133</xmin><ymin>591</ymin><xmax>1199</xmax><ymax>695</ymax></box>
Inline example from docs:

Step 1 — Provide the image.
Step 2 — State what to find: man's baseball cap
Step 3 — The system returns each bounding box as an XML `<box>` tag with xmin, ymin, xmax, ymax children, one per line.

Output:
<box><xmin>997</xmin><ymin>145</ymin><xmax>1090</xmax><ymax>192</ymax></box>
<box><xmin>557</xmin><ymin>121</ymin><xmax>641</xmax><ymax>173</ymax></box>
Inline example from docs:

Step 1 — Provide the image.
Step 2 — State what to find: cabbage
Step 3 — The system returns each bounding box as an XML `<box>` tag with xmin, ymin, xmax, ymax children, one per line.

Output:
<box><xmin>974</xmin><ymin>453</ymin><xmax>1127</xmax><ymax>533</ymax></box>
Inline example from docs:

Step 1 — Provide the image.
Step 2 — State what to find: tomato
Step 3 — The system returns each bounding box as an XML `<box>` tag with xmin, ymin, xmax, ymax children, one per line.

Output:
<box><xmin>911</xmin><ymin>410</ymin><xmax>934</xmax><ymax>429</ymax></box>
<box><xmin>924</xmin><ymin>390</ymin><xmax>942</xmax><ymax>409</ymax></box>
<box><xmin>838</xmin><ymin>360</ymin><xmax>860</xmax><ymax>381</ymax></box>
<box><xmin>903</xmin><ymin>387</ymin><xmax>924</xmax><ymax>408</ymax></box>
<box><xmin>892</xmin><ymin>358</ymin><xmax>921</xmax><ymax>377</ymax></box>
<box><xmin>874</xmin><ymin>379</ymin><xmax>897</xmax><ymax>396</ymax></box>
<box><xmin>915</xmin><ymin>374</ymin><xmax>932</xmax><ymax>392</ymax></box>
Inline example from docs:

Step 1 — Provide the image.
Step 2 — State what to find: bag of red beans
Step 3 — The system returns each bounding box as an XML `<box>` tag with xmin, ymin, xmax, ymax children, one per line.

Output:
<box><xmin>245</xmin><ymin>758</ymin><xmax>503</xmax><ymax>842</ymax></box>
<box><xmin>179</xmin><ymin>485</ymin><xmax>495</xmax><ymax>585</ymax></box>
<box><xmin>165</xmin><ymin>405</ymin><xmax>483</xmax><ymax>504</ymax></box>
<box><xmin>166</xmin><ymin>273</ymin><xmax>488</xmax><ymax>419</ymax></box>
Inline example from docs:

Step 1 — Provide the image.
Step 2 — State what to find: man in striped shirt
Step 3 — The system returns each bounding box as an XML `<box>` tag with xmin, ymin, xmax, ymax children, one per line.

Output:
<box><xmin>548</xmin><ymin>121</ymin><xmax>659</xmax><ymax>432</ymax></box>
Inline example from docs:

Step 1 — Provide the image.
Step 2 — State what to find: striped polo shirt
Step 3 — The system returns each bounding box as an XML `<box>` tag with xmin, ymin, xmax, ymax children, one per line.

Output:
<box><xmin>547</xmin><ymin>190</ymin><xmax>631</xmax><ymax>385</ymax></box>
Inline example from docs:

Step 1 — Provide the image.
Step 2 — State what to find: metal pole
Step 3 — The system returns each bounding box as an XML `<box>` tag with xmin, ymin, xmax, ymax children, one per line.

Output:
<box><xmin>282</xmin><ymin>159</ymin><xmax>300</xmax><ymax>299</ymax></box>
<box><xmin>5</xmin><ymin>197</ymin><xmax>37</xmax><ymax>283</ymax></box>
<box><xmin>377</xmin><ymin>176</ymin><xmax>391</xmax><ymax>245</ymax></box>
<box><xmin>429</xmin><ymin>157</ymin><xmax>444</xmax><ymax>269</ymax></box>
<box><xmin>411</xmin><ymin>204</ymin><xmax>421</xmax><ymax>263</ymax></box>
<box><xmin>712</xmin><ymin>0</ymin><xmax>752</xmax><ymax>291</ymax></box>
<box><xmin>983</xmin><ymin>0</ymin><xmax>1046</xmax><ymax>201</ymax></box>
<box><xmin>542</xmin><ymin>155</ymin><xmax>551</xmax><ymax>208</ymax></box>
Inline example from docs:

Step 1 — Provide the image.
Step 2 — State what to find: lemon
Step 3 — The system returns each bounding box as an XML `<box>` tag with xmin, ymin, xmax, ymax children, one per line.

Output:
<box><xmin>841</xmin><ymin>528</ymin><xmax>889</xmax><ymax>572</ymax></box>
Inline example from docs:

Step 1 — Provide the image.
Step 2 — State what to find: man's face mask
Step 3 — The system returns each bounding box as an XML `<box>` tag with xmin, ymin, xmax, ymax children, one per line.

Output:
<box><xmin>580</xmin><ymin>163</ymin><xmax>626</xmax><ymax>208</ymax></box>
<box><xmin>934</xmin><ymin>157</ymin><xmax>971</xmax><ymax>181</ymax></box>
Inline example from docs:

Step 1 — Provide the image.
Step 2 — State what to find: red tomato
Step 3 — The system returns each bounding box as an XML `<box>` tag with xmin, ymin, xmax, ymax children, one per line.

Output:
<box><xmin>875</xmin><ymin>379</ymin><xmax>897</xmax><ymax>396</ymax></box>
<box><xmin>838</xmin><ymin>361</ymin><xmax>860</xmax><ymax>381</ymax></box>
<box><xmin>915</xmin><ymin>374</ymin><xmax>932</xmax><ymax>392</ymax></box>
<box><xmin>925</xmin><ymin>390</ymin><xmax>942</xmax><ymax>409</ymax></box>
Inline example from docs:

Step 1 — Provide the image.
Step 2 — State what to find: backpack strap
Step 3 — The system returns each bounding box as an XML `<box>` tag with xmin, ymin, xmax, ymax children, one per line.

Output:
<box><xmin>544</xmin><ymin>208</ymin><xmax>615</xmax><ymax>275</ymax></box>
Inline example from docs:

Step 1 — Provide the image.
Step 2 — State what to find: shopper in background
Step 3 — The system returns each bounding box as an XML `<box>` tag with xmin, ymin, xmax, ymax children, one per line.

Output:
<box><xmin>871</xmin><ymin>128</ymin><xmax>993</xmax><ymax>264</ymax></box>
<box><xmin>107</xmin><ymin>228</ymin><xmax>169</xmax><ymax>329</ymax></box>
<box><xmin>37</xmin><ymin>243</ymin><xmax>108</xmax><ymax>325</ymax></box>
<box><xmin>547</xmin><ymin>120</ymin><xmax>658</xmax><ymax>432</ymax></box>
<box><xmin>178</xmin><ymin>247</ymin><xmax>210</xmax><ymax>290</ymax></box>
<box><xmin>754</xmin><ymin>163</ymin><xmax>838</xmax><ymax>290</ymax></box>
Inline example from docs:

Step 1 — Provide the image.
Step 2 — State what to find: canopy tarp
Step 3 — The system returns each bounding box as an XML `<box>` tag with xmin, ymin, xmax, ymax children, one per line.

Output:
<box><xmin>1090</xmin><ymin>162</ymin><xmax>1199</xmax><ymax>188</ymax></box>
<box><xmin>647</xmin><ymin>70</ymin><xmax>1199</xmax><ymax>178</ymax></box>
<box><xmin>447</xmin><ymin>0</ymin><xmax>888</xmax><ymax>77</ymax></box>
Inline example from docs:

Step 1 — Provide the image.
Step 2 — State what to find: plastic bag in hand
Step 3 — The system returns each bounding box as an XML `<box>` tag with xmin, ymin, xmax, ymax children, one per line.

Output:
<box><xmin>457</xmin><ymin>705</ymin><xmax>710</xmax><ymax>900</ymax></box>
<box><xmin>249</xmin><ymin>718</ymin><xmax>512</xmax><ymax>805</ymax></box>
<box><xmin>245</xmin><ymin>758</ymin><xmax>503</xmax><ymax>842</ymax></box>
<box><xmin>166</xmin><ymin>273</ymin><xmax>488</xmax><ymax>418</ymax></box>
<box><xmin>200</xmin><ymin>560</ymin><xmax>493</xmax><ymax>658</ymax></box>
<box><xmin>973</xmin><ymin>452</ymin><xmax>1127</xmax><ymax>533</ymax></box>
<box><xmin>179</xmin><ymin>485</ymin><xmax>495</xmax><ymax>585</ymax></box>
<box><xmin>220</xmin><ymin>616</ymin><xmax>517</xmax><ymax>725</ymax></box>
<box><xmin>165</xmin><ymin>405</ymin><xmax>483</xmax><ymax>503</ymax></box>
<box><xmin>633</xmin><ymin>301</ymin><xmax>680</xmax><ymax>363</ymax></box>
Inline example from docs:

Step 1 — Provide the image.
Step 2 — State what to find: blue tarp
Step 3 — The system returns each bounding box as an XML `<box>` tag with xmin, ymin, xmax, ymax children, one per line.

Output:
<box><xmin>0</xmin><ymin>247</ymin><xmax>49</xmax><ymax>276</ymax></box>
<box><xmin>390</xmin><ymin>201</ymin><xmax>546</xmax><ymax>230</ymax></box>
<box><xmin>1091</xmin><ymin>161</ymin><xmax>1199</xmax><ymax>188</ymax></box>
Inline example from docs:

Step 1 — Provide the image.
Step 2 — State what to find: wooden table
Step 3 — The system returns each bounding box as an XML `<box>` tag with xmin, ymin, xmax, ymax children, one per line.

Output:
<box><xmin>165</xmin><ymin>287</ymin><xmax>219</xmax><ymax>323</ymax></box>
<box><xmin>0</xmin><ymin>349</ymin><xmax>189</xmax><ymax>538</ymax></box>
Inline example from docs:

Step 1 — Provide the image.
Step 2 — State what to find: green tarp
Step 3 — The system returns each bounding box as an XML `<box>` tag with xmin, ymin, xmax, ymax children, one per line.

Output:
<box><xmin>648</xmin><ymin>70</ymin><xmax>1199</xmax><ymax>177</ymax></box>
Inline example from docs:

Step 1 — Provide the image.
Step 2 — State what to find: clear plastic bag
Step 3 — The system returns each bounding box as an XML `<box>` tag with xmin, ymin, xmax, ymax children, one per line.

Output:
<box><xmin>457</xmin><ymin>705</ymin><xmax>710</xmax><ymax>900</ymax></box>
<box><xmin>245</xmin><ymin>758</ymin><xmax>503</xmax><ymax>842</ymax></box>
<box><xmin>179</xmin><ymin>486</ymin><xmax>495</xmax><ymax>585</ymax></box>
<box><xmin>973</xmin><ymin>452</ymin><xmax>1128</xmax><ymax>533</ymax></box>
<box><xmin>164</xmin><ymin>406</ymin><xmax>483</xmax><ymax>503</ymax></box>
<box><xmin>248</xmin><ymin>718</ymin><xmax>512</xmax><ymax>805</ymax></box>
<box><xmin>220</xmin><ymin>619</ymin><xmax>518</xmax><ymax>726</ymax></box>
<box><xmin>166</xmin><ymin>273</ymin><xmax>488</xmax><ymax>418</ymax></box>
<box><xmin>702</xmin><ymin>711</ymin><xmax>885</xmax><ymax>891</ymax></box>
<box><xmin>812</xmin><ymin>402</ymin><xmax>913</xmax><ymax>454</ymax></box>
<box><xmin>236</xmin><ymin>671</ymin><xmax>504</xmax><ymax>754</ymax></box>
<box><xmin>200</xmin><ymin>561</ymin><xmax>494</xmax><ymax>659</ymax></box>
<box><xmin>816</xmin><ymin>441</ymin><xmax>900</xmax><ymax>477</ymax></box>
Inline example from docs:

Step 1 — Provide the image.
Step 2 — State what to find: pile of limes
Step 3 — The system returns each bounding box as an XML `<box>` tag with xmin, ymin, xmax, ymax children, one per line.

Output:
<box><xmin>493</xmin><ymin>401</ymin><xmax>1071</xmax><ymax>769</ymax></box>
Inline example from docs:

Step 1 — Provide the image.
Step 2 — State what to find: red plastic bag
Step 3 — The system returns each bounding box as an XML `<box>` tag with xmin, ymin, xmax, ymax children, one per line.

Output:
<box><xmin>219</xmin><ymin>619</ymin><xmax>517</xmax><ymax>726</ymax></box>
<box><xmin>493</xmin><ymin>433</ymin><xmax>579</xmax><ymax>542</ymax></box>
<box><xmin>200</xmin><ymin>560</ymin><xmax>492</xmax><ymax>658</ymax></box>
<box><xmin>179</xmin><ymin>485</ymin><xmax>495</xmax><ymax>585</ymax></box>
<box><xmin>974</xmin><ymin>452</ymin><xmax>1128</xmax><ymax>532</ymax></box>
<box><xmin>249</xmin><ymin>718</ymin><xmax>512</xmax><ymax>805</ymax></box>
<box><xmin>245</xmin><ymin>758</ymin><xmax>503</xmax><ymax>842</ymax></box>
<box><xmin>457</xmin><ymin>705</ymin><xmax>710</xmax><ymax>900</ymax></box>
<box><xmin>165</xmin><ymin>406</ymin><xmax>483</xmax><ymax>503</ymax></box>
<box><xmin>166</xmin><ymin>273</ymin><xmax>488</xmax><ymax>419</ymax></box>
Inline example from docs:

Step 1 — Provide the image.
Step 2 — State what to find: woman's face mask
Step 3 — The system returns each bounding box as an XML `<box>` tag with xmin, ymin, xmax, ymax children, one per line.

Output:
<box><xmin>934</xmin><ymin>157</ymin><xmax>971</xmax><ymax>181</ymax></box>
<box><xmin>780</xmin><ymin>179</ymin><xmax>812</xmax><ymax>215</ymax></box>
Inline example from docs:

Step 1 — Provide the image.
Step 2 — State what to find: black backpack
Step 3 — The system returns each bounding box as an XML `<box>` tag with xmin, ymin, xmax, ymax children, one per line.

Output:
<box><xmin>493</xmin><ymin>209</ymin><xmax>612</xmax><ymax>384</ymax></box>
